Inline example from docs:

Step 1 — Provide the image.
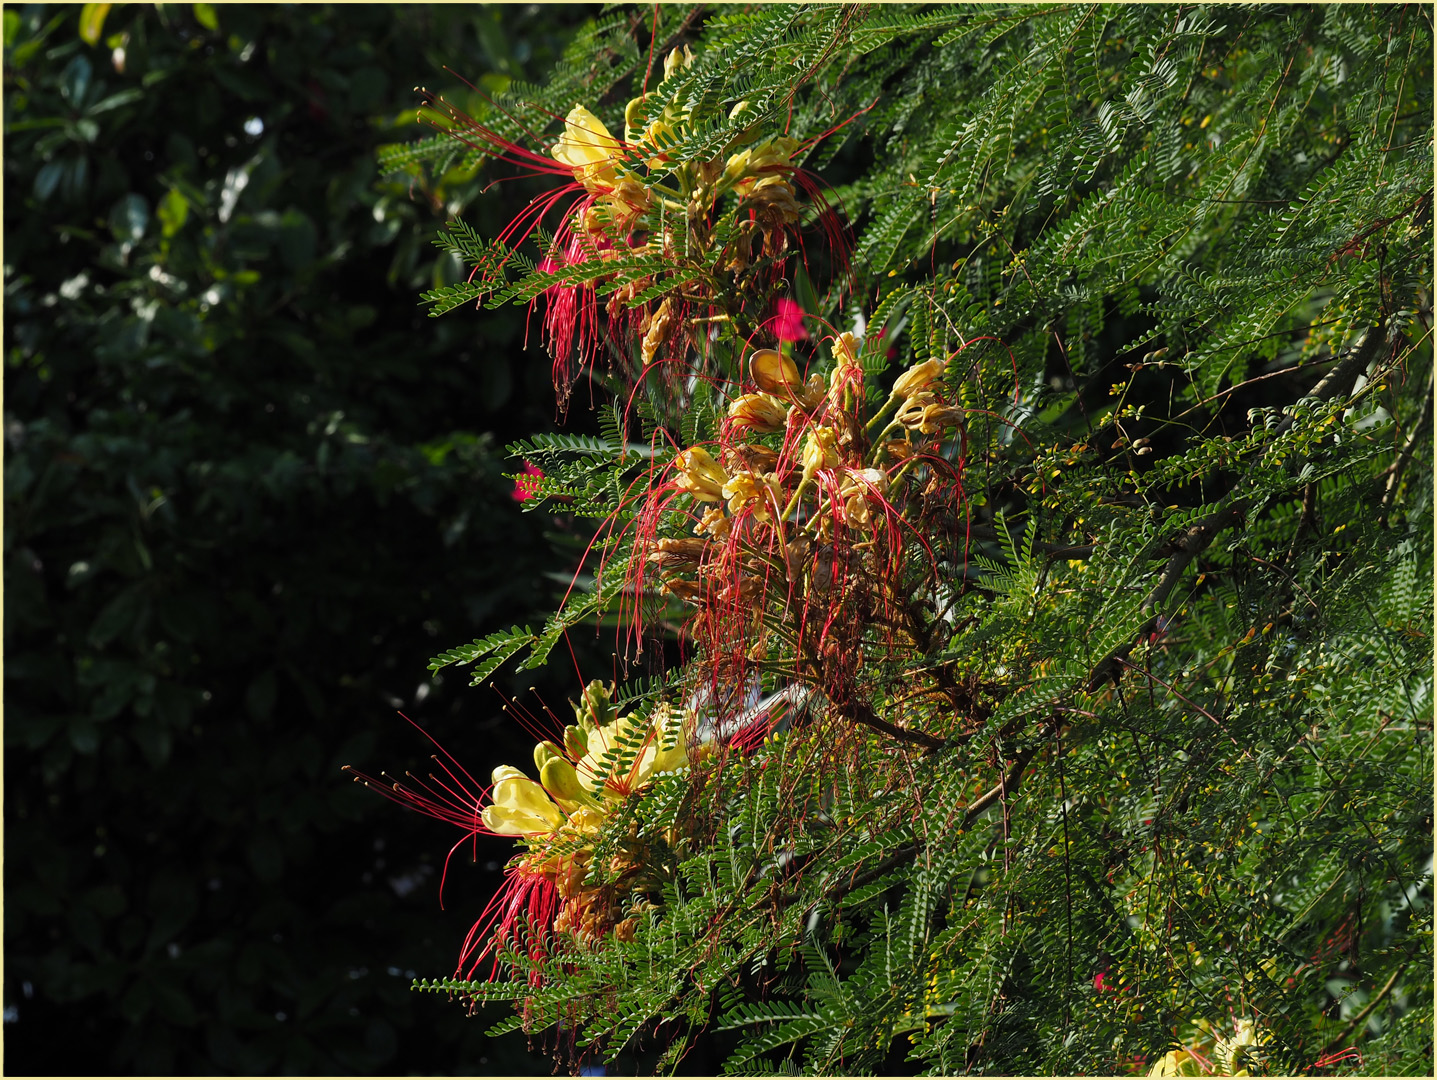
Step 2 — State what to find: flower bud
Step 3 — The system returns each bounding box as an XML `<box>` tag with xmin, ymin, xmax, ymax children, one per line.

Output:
<box><xmin>892</xmin><ymin>358</ymin><xmax>945</xmax><ymax>399</ymax></box>
<box><xmin>828</xmin><ymin>332</ymin><xmax>865</xmax><ymax>409</ymax></box>
<box><xmin>798</xmin><ymin>371</ymin><xmax>826</xmax><ymax>412</ymax></box>
<box><xmin>663</xmin><ymin>579</ymin><xmax>706</xmax><ymax>605</ymax></box>
<box><xmin>749</xmin><ymin>348</ymin><xmax>802</xmax><ymax>396</ymax></box>
<box><xmin>540</xmin><ymin>755</ymin><xmax>592</xmax><ymax>811</ymax></box>
<box><xmin>533</xmin><ymin>739</ymin><xmax>565</xmax><ymax>774</ymax></box>
<box><xmin>801</xmin><ymin>426</ymin><xmax>841</xmax><ymax>478</ymax></box>
<box><xmin>663</xmin><ymin>44</ymin><xmax>694</xmax><ymax>81</ymax></box>
<box><xmin>647</xmin><ymin>536</ymin><xmax>708</xmax><ymax>573</ymax></box>
<box><xmin>642</xmin><ymin>297</ymin><xmax>675</xmax><ymax>364</ymax></box>
<box><xmin>575</xmin><ymin>680</ymin><xmax>617</xmax><ymax>731</ymax></box>
<box><xmin>916</xmin><ymin>403</ymin><xmax>964</xmax><ymax>434</ymax></box>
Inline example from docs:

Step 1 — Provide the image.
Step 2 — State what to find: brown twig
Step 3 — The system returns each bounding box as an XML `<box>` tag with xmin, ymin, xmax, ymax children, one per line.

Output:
<box><xmin>840</xmin><ymin>699</ymin><xmax>947</xmax><ymax>752</ymax></box>
<box><xmin>1318</xmin><ymin>950</ymin><xmax>1416</xmax><ymax>1058</ymax></box>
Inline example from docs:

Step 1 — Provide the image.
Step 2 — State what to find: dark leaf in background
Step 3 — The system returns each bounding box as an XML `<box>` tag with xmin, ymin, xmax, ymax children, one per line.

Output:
<box><xmin>4</xmin><ymin>3</ymin><xmax>603</xmax><ymax>1074</ymax></box>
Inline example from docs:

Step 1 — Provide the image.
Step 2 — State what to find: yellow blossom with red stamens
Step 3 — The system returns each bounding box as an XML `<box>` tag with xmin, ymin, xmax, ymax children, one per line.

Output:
<box><xmin>481</xmin><ymin>765</ymin><xmax>568</xmax><ymax>837</ymax></box>
<box><xmin>552</xmin><ymin>104</ymin><xmax>622</xmax><ymax>192</ymax></box>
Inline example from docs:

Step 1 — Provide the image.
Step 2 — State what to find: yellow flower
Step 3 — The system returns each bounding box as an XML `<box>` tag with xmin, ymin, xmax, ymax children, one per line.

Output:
<box><xmin>482</xmin><ymin>765</ymin><xmax>567</xmax><ymax>836</ymax></box>
<box><xmin>693</xmin><ymin>506</ymin><xmax>731</xmax><ymax>539</ymax></box>
<box><xmin>892</xmin><ymin>357</ymin><xmax>945</xmax><ymax>399</ymax></box>
<box><xmin>839</xmin><ymin>467</ymin><xmax>888</xmax><ymax>527</ymax></box>
<box><xmin>1146</xmin><ymin>1049</ymin><xmax>1206</xmax><ymax>1077</ymax></box>
<box><xmin>722</xmin><ymin>469</ymin><xmax>782</xmax><ymax>522</ymax></box>
<box><xmin>729</xmin><ymin>137</ymin><xmax>801</xmax><ymax>195</ymax></box>
<box><xmin>898</xmin><ymin>395</ymin><xmax>964</xmax><ymax>434</ymax></box>
<box><xmin>576</xmin><ymin>705</ymin><xmax>688</xmax><ymax>797</ymax></box>
<box><xmin>674</xmin><ymin>446</ymin><xmax>728</xmax><ymax>502</ymax></box>
<box><xmin>828</xmin><ymin>331</ymin><xmax>864</xmax><ymax>409</ymax></box>
<box><xmin>727</xmin><ymin>392</ymin><xmax>788</xmax><ymax>432</ymax></box>
<box><xmin>801</xmin><ymin>426</ymin><xmax>841</xmax><ymax>478</ymax></box>
<box><xmin>1215</xmin><ymin>1018</ymin><xmax>1266</xmax><ymax>1076</ymax></box>
<box><xmin>551</xmin><ymin>105</ymin><xmax>621</xmax><ymax>192</ymax></box>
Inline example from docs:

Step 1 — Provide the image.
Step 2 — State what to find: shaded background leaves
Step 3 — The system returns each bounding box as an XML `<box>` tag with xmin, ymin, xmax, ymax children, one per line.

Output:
<box><xmin>4</xmin><ymin>3</ymin><xmax>605</xmax><ymax>1073</ymax></box>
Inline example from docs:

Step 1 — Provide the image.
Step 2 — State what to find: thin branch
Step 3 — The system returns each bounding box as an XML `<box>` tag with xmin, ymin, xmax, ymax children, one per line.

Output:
<box><xmin>1086</xmin><ymin>325</ymin><xmax>1390</xmax><ymax>691</ymax></box>
<box><xmin>1377</xmin><ymin>361</ymin><xmax>1435</xmax><ymax>529</ymax></box>
<box><xmin>840</xmin><ymin>699</ymin><xmax>947</xmax><ymax>752</ymax></box>
<box><xmin>1319</xmin><ymin>950</ymin><xmax>1417</xmax><ymax>1058</ymax></box>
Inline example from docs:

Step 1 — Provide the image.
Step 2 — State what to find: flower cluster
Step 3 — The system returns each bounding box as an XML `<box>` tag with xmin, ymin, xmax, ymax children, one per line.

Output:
<box><xmin>538</xmin><ymin>50</ymin><xmax>814</xmax><ymax>388</ymax></box>
<box><xmin>1147</xmin><ymin>1017</ymin><xmax>1272</xmax><ymax>1077</ymax></box>
<box><xmin>429</xmin><ymin>44</ymin><xmax>832</xmax><ymax>404</ymax></box>
<box><xmin>635</xmin><ymin>330</ymin><xmax>973</xmax><ymax>735</ymax></box>
<box><xmin>476</xmin><ymin>681</ymin><xmax>689</xmax><ymax>954</ymax></box>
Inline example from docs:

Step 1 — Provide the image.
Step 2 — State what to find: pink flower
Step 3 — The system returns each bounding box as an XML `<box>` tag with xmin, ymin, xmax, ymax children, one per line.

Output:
<box><xmin>512</xmin><ymin>461</ymin><xmax>544</xmax><ymax>501</ymax></box>
<box><xmin>771</xmin><ymin>297</ymin><xmax>808</xmax><ymax>342</ymax></box>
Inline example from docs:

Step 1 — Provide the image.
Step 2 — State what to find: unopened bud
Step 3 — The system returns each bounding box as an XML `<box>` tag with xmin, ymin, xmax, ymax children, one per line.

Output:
<box><xmin>750</xmin><ymin>348</ymin><xmax>801</xmax><ymax>396</ymax></box>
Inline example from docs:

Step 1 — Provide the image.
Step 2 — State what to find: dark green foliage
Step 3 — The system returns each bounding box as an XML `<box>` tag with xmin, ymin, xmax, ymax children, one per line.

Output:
<box><xmin>398</xmin><ymin>4</ymin><xmax>1432</xmax><ymax>1075</ymax></box>
<box><xmin>3</xmin><ymin>4</ymin><xmax>600</xmax><ymax>1074</ymax></box>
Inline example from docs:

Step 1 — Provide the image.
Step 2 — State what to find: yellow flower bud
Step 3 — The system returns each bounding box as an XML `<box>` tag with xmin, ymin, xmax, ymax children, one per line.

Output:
<box><xmin>533</xmin><ymin>739</ymin><xmax>565</xmax><ymax>774</ymax></box>
<box><xmin>801</xmin><ymin>426</ymin><xmax>841</xmax><ymax>478</ymax></box>
<box><xmin>749</xmin><ymin>348</ymin><xmax>801</xmax><ymax>396</ymax></box>
<box><xmin>540</xmin><ymin>755</ymin><xmax>593</xmax><ymax>811</ymax></box>
<box><xmin>828</xmin><ymin>331</ymin><xmax>864</xmax><ymax>409</ymax></box>
<box><xmin>892</xmin><ymin>358</ymin><xmax>945</xmax><ymax>399</ymax></box>
<box><xmin>663</xmin><ymin>44</ymin><xmax>694</xmax><ymax>81</ymax></box>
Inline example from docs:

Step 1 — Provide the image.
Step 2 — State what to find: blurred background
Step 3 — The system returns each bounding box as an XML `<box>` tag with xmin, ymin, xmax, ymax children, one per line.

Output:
<box><xmin>3</xmin><ymin>4</ymin><xmax>613</xmax><ymax>1072</ymax></box>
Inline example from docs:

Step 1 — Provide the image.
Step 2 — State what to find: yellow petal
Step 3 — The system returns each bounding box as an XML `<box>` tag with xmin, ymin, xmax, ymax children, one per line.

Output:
<box><xmin>491</xmin><ymin>764</ymin><xmax>528</xmax><ymax>785</ymax></box>
<box><xmin>552</xmin><ymin>105</ymin><xmax>620</xmax><ymax>190</ymax></box>
<box><xmin>482</xmin><ymin>802</ymin><xmax>561</xmax><ymax>836</ymax></box>
<box><xmin>491</xmin><ymin>775</ymin><xmax>566</xmax><ymax>831</ymax></box>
